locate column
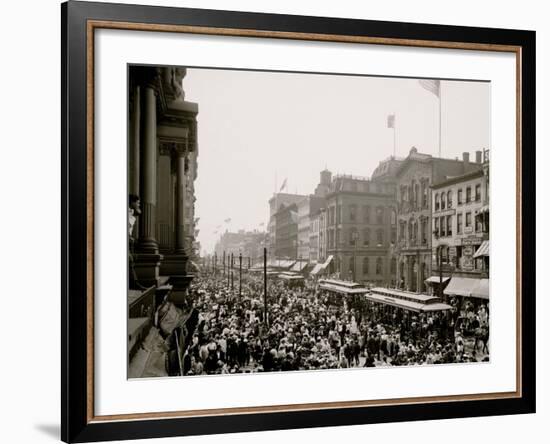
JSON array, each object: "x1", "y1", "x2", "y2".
[
  {"x1": 137, "y1": 85, "x2": 159, "y2": 254},
  {"x1": 129, "y1": 85, "x2": 140, "y2": 196},
  {"x1": 175, "y1": 152, "x2": 186, "y2": 253}
]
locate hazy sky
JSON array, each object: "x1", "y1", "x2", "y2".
[{"x1": 183, "y1": 68, "x2": 491, "y2": 254}]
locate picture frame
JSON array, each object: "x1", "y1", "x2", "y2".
[{"x1": 61, "y1": 1, "x2": 536, "y2": 442}]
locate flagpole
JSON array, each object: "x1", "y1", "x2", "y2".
[
  {"x1": 393, "y1": 112, "x2": 396, "y2": 157},
  {"x1": 438, "y1": 85, "x2": 442, "y2": 158}
]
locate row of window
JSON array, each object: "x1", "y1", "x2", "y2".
[
  {"x1": 399, "y1": 180, "x2": 430, "y2": 210},
  {"x1": 326, "y1": 227, "x2": 397, "y2": 248},
  {"x1": 328, "y1": 205, "x2": 396, "y2": 225},
  {"x1": 433, "y1": 211, "x2": 483, "y2": 237},
  {"x1": 434, "y1": 184, "x2": 481, "y2": 211}
]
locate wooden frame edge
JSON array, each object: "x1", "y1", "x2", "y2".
[{"x1": 80, "y1": 13, "x2": 529, "y2": 429}]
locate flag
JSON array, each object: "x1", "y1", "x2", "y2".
[
  {"x1": 224, "y1": 218, "x2": 231, "y2": 224},
  {"x1": 387, "y1": 114, "x2": 395, "y2": 128},
  {"x1": 279, "y1": 178, "x2": 287, "y2": 191},
  {"x1": 419, "y1": 79, "x2": 440, "y2": 97}
]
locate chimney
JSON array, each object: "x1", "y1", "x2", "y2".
[
  {"x1": 462, "y1": 152, "x2": 470, "y2": 165},
  {"x1": 475, "y1": 150, "x2": 482, "y2": 163}
]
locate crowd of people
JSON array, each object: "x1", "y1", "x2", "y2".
[{"x1": 177, "y1": 272, "x2": 489, "y2": 376}]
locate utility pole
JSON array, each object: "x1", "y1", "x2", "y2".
[
  {"x1": 230, "y1": 252, "x2": 234, "y2": 291},
  {"x1": 239, "y1": 253, "x2": 242, "y2": 297},
  {"x1": 263, "y1": 247, "x2": 268, "y2": 326}
]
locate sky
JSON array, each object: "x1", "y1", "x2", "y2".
[{"x1": 182, "y1": 68, "x2": 491, "y2": 255}]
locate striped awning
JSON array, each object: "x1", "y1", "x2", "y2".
[{"x1": 473, "y1": 240, "x2": 490, "y2": 258}]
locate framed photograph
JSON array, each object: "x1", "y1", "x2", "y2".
[{"x1": 61, "y1": 1, "x2": 536, "y2": 442}]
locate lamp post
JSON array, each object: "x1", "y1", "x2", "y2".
[{"x1": 230, "y1": 252, "x2": 234, "y2": 291}]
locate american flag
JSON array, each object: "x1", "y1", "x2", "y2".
[{"x1": 418, "y1": 79, "x2": 441, "y2": 97}]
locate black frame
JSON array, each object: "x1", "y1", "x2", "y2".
[{"x1": 62, "y1": 1, "x2": 536, "y2": 442}]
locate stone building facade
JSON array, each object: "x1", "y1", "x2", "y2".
[
  {"x1": 128, "y1": 65, "x2": 199, "y2": 299},
  {"x1": 431, "y1": 150, "x2": 489, "y2": 280},
  {"x1": 325, "y1": 174, "x2": 396, "y2": 286},
  {"x1": 395, "y1": 147, "x2": 483, "y2": 293}
]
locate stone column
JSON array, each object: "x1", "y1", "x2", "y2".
[
  {"x1": 175, "y1": 152, "x2": 186, "y2": 253},
  {"x1": 129, "y1": 85, "x2": 140, "y2": 196},
  {"x1": 134, "y1": 84, "x2": 162, "y2": 287},
  {"x1": 137, "y1": 85, "x2": 158, "y2": 253}
]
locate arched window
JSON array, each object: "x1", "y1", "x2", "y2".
[
  {"x1": 362, "y1": 257, "x2": 370, "y2": 275},
  {"x1": 376, "y1": 229, "x2": 384, "y2": 246},
  {"x1": 390, "y1": 257, "x2": 397, "y2": 274},
  {"x1": 447, "y1": 190, "x2": 453, "y2": 208},
  {"x1": 435, "y1": 193, "x2": 440, "y2": 210},
  {"x1": 376, "y1": 257, "x2": 383, "y2": 275},
  {"x1": 441, "y1": 192, "x2": 446, "y2": 210},
  {"x1": 363, "y1": 205, "x2": 371, "y2": 223},
  {"x1": 363, "y1": 228, "x2": 370, "y2": 246},
  {"x1": 349, "y1": 227, "x2": 358, "y2": 246},
  {"x1": 376, "y1": 206, "x2": 384, "y2": 224}
]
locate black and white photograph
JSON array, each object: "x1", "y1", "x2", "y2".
[{"x1": 127, "y1": 65, "x2": 491, "y2": 379}]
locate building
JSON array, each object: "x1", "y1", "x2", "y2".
[
  {"x1": 128, "y1": 65, "x2": 199, "y2": 299},
  {"x1": 431, "y1": 150, "x2": 490, "y2": 299},
  {"x1": 267, "y1": 193, "x2": 306, "y2": 259},
  {"x1": 214, "y1": 230, "x2": 267, "y2": 266},
  {"x1": 395, "y1": 147, "x2": 484, "y2": 293},
  {"x1": 297, "y1": 195, "x2": 326, "y2": 261},
  {"x1": 274, "y1": 203, "x2": 299, "y2": 259},
  {"x1": 324, "y1": 174, "x2": 396, "y2": 286}
]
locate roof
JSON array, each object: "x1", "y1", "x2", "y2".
[
  {"x1": 364, "y1": 293, "x2": 452, "y2": 312},
  {"x1": 370, "y1": 287, "x2": 439, "y2": 303}
]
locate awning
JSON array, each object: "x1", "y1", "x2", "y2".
[
  {"x1": 444, "y1": 277, "x2": 483, "y2": 297},
  {"x1": 310, "y1": 255, "x2": 333, "y2": 276},
  {"x1": 290, "y1": 261, "x2": 308, "y2": 272},
  {"x1": 471, "y1": 279, "x2": 489, "y2": 299},
  {"x1": 425, "y1": 276, "x2": 451, "y2": 284},
  {"x1": 310, "y1": 263, "x2": 324, "y2": 276},
  {"x1": 474, "y1": 240, "x2": 490, "y2": 258}
]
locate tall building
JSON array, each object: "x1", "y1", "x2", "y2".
[
  {"x1": 395, "y1": 147, "x2": 484, "y2": 293},
  {"x1": 325, "y1": 174, "x2": 396, "y2": 285},
  {"x1": 128, "y1": 65, "x2": 199, "y2": 298},
  {"x1": 297, "y1": 195, "x2": 326, "y2": 261},
  {"x1": 431, "y1": 150, "x2": 490, "y2": 299},
  {"x1": 267, "y1": 193, "x2": 306, "y2": 259},
  {"x1": 274, "y1": 203, "x2": 299, "y2": 259}
]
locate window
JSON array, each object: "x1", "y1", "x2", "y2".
[
  {"x1": 441, "y1": 192, "x2": 446, "y2": 210},
  {"x1": 457, "y1": 213, "x2": 463, "y2": 234},
  {"x1": 447, "y1": 215, "x2": 452, "y2": 236},
  {"x1": 376, "y1": 207, "x2": 384, "y2": 224},
  {"x1": 434, "y1": 218, "x2": 439, "y2": 235},
  {"x1": 422, "y1": 181, "x2": 428, "y2": 208},
  {"x1": 390, "y1": 257, "x2": 397, "y2": 274},
  {"x1": 466, "y1": 212, "x2": 472, "y2": 228},
  {"x1": 391, "y1": 227, "x2": 397, "y2": 244},
  {"x1": 363, "y1": 205, "x2": 370, "y2": 223},
  {"x1": 336, "y1": 205, "x2": 341, "y2": 224},
  {"x1": 363, "y1": 228, "x2": 370, "y2": 246},
  {"x1": 421, "y1": 218, "x2": 427, "y2": 244},
  {"x1": 466, "y1": 187, "x2": 472, "y2": 203},
  {"x1": 441, "y1": 216, "x2": 446, "y2": 237},
  {"x1": 349, "y1": 228, "x2": 358, "y2": 246},
  {"x1": 376, "y1": 257, "x2": 383, "y2": 275},
  {"x1": 458, "y1": 189, "x2": 463, "y2": 205},
  {"x1": 435, "y1": 193, "x2": 440, "y2": 210},
  {"x1": 336, "y1": 228, "x2": 341, "y2": 245},
  {"x1": 376, "y1": 229, "x2": 384, "y2": 246},
  {"x1": 329, "y1": 207, "x2": 335, "y2": 225},
  {"x1": 362, "y1": 257, "x2": 369, "y2": 275},
  {"x1": 476, "y1": 214, "x2": 483, "y2": 232},
  {"x1": 475, "y1": 184, "x2": 481, "y2": 202},
  {"x1": 349, "y1": 204, "x2": 357, "y2": 222},
  {"x1": 447, "y1": 190, "x2": 453, "y2": 208}
]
